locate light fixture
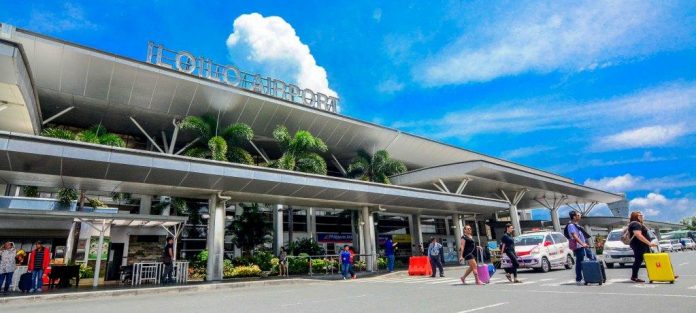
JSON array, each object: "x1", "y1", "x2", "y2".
[
  {"x1": 378, "y1": 205, "x2": 386, "y2": 212},
  {"x1": 201, "y1": 213, "x2": 210, "y2": 220}
]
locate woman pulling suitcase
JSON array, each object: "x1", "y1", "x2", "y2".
[
  {"x1": 626, "y1": 211, "x2": 678, "y2": 283},
  {"x1": 459, "y1": 225, "x2": 483, "y2": 285}
]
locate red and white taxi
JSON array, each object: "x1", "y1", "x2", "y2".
[{"x1": 501, "y1": 231, "x2": 574, "y2": 273}]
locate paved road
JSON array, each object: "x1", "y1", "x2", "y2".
[{"x1": 5, "y1": 251, "x2": 696, "y2": 313}]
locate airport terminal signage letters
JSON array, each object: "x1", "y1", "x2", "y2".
[{"x1": 146, "y1": 42, "x2": 339, "y2": 113}]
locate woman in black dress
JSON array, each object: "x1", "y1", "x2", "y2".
[
  {"x1": 459, "y1": 225, "x2": 482, "y2": 285},
  {"x1": 500, "y1": 223, "x2": 521, "y2": 283},
  {"x1": 627, "y1": 211, "x2": 658, "y2": 283}
]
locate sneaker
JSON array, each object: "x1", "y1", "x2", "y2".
[
  {"x1": 440, "y1": 274, "x2": 445, "y2": 278},
  {"x1": 576, "y1": 281, "x2": 583, "y2": 286},
  {"x1": 430, "y1": 275, "x2": 436, "y2": 278},
  {"x1": 343, "y1": 277, "x2": 347, "y2": 280}
]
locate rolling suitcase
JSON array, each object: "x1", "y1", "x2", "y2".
[
  {"x1": 581, "y1": 249, "x2": 606, "y2": 285},
  {"x1": 19, "y1": 272, "x2": 32, "y2": 292},
  {"x1": 644, "y1": 253, "x2": 676, "y2": 284},
  {"x1": 476, "y1": 264, "x2": 490, "y2": 284}
]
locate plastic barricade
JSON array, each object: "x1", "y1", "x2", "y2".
[{"x1": 408, "y1": 256, "x2": 433, "y2": 276}]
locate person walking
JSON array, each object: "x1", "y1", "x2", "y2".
[
  {"x1": 340, "y1": 245, "x2": 352, "y2": 280},
  {"x1": 27, "y1": 241, "x2": 50, "y2": 293},
  {"x1": 384, "y1": 237, "x2": 397, "y2": 272},
  {"x1": 0, "y1": 241, "x2": 17, "y2": 295},
  {"x1": 437, "y1": 237, "x2": 445, "y2": 265},
  {"x1": 500, "y1": 223, "x2": 521, "y2": 283},
  {"x1": 459, "y1": 226, "x2": 482, "y2": 285},
  {"x1": 566, "y1": 211, "x2": 589, "y2": 286},
  {"x1": 428, "y1": 237, "x2": 444, "y2": 277},
  {"x1": 162, "y1": 237, "x2": 174, "y2": 284},
  {"x1": 278, "y1": 247, "x2": 288, "y2": 277},
  {"x1": 627, "y1": 211, "x2": 659, "y2": 283}
]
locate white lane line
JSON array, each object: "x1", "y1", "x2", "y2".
[
  {"x1": 678, "y1": 262, "x2": 689, "y2": 266},
  {"x1": 428, "y1": 279, "x2": 462, "y2": 285},
  {"x1": 688, "y1": 285, "x2": 696, "y2": 290},
  {"x1": 523, "y1": 289, "x2": 696, "y2": 299},
  {"x1": 538, "y1": 278, "x2": 555, "y2": 282},
  {"x1": 632, "y1": 284, "x2": 657, "y2": 289},
  {"x1": 541, "y1": 279, "x2": 576, "y2": 286},
  {"x1": 603, "y1": 278, "x2": 625, "y2": 286},
  {"x1": 281, "y1": 294, "x2": 367, "y2": 307},
  {"x1": 456, "y1": 302, "x2": 508, "y2": 313}
]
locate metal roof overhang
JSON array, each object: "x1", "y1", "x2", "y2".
[
  {"x1": 559, "y1": 216, "x2": 681, "y2": 230},
  {"x1": 390, "y1": 161, "x2": 624, "y2": 209},
  {"x1": 0, "y1": 131, "x2": 509, "y2": 215},
  {"x1": 3, "y1": 26, "x2": 571, "y2": 182},
  {"x1": 0, "y1": 208, "x2": 186, "y2": 227}
]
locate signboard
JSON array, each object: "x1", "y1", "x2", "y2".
[
  {"x1": 317, "y1": 233, "x2": 352, "y2": 243},
  {"x1": 88, "y1": 236, "x2": 110, "y2": 260},
  {"x1": 392, "y1": 234, "x2": 412, "y2": 243},
  {"x1": 146, "y1": 42, "x2": 339, "y2": 113}
]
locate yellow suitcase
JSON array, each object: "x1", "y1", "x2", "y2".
[{"x1": 644, "y1": 253, "x2": 675, "y2": 284}]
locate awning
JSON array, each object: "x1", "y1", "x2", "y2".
[{"x1": 0, "y1": 208, "x2": 187, "y2": 227}]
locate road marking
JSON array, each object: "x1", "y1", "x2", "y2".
[
  {"x1": 538, "y1": 278, "x2": 555, "y2": 282},
  {"x1": 633, "y1": 284, "x2": 657, "y2": 289},
  {"x1": 428, "y1": 279, "x2": 463, "y2": 285},
  {"x1": 281, "y1": 294, "x2": 367, "y2": 307},
  {"x1": 522, "y1": 289, "x2": 696, "y2": 299},
  {"x1": 541, "y1": 279, "x2": 576, "y2": 287},
  {"x1": 456, "y1": 302, "x2": 507, "y2": 313},
  {"x1": 678, "y1": 262, "x2": 689, "y2": 266},
  {"x1": 688, "y1": 285, "x2": 696, "y2": 290},
  {"x1": 603, "y1": 278, "x2": 625, "y2": 286}
]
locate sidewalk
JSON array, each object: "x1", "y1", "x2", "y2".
[{"x1": 0, "y1": 270, "x2": 391, "y2": 305}]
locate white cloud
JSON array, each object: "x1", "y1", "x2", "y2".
[
  {"x1": 500, "y1": 145, "x2": 554, "y2": 160},
  {"x1": 226, "y1": 13, "x2": 337, "y2": 98},
  {"x1": 583, "y1": 173, "x2": 696, "y2": 193},
  {"x1": 597, "y1": 125, "x2": 688, "y2": 150},
  {"x1": 376, "y1": 79, "x2": 404, "y2": 94},
  {"x1": 391, "y1": 82, "x2": 696, "y2": 145},
  {"x1": 417, "y1": 1, "x2": 693, "y2": 85},
  {"x1": 628, "y1": 192, "x2": 696, "y2": 221},
  {"x1": 29, "y1": 3, "x2": 97, "y2": 33}
]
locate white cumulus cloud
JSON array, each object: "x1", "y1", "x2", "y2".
[
  {"x1": 583, "y1": 173, "x2": 696, "y2": 193},
  {"x1": 417, "y1": 1, "x2": 694, "y2": 85},
  {"x1": 628, "y1": 192, "x2": 696, "y2": 221},
  {"x1": 226, "y1": 13, "x2": 337, "y2": 98},
  {"x1": 597, "y1": 125, "x2": 688, "y2": 150}
]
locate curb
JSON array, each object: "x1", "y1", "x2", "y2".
[{"x1": 0, "y1": 278, "x2": 320, "y2": 305}]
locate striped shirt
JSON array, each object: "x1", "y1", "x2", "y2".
[{"x1": 33, "y1": 249, "x2": 44, "y2": 269}]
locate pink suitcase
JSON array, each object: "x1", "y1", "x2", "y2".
[{"x1": 477, "y1": 264, "x2": 490, "y2": 284}]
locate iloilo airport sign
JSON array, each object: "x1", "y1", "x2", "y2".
[{"x1": 146, "y1": 42, "x2": 339, "y2": 113}]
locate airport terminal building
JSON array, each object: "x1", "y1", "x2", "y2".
[{"x1": 0, "y1": 23, "x2": 626, "y2": 281}]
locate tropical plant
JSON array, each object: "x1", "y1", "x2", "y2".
[
  {"x1": 228, "y1": 203, "x2": 272, "y2": 254},
  {"x1": 22, "y1": 186, "x2": 39, "y2": 197},
  {"x1": 88, "y1": 198, "x2": 106, "y2": 208},
  {"x1": 178, "y1": 115, "x2": 254, "y2": 164},
  {"x1": 347, "y1": 150, "x2": 407, "y2": 184},
  {"x1": 42, "y1": 125, "x2": 125, "y2": 147},
  {"x1": 57, "y1": 187, "x2": 78, "y2": 206},
  {"x1": 230, "y1": 265, "x2": 262, "y2": 277},
  {"x1": 79, "y1": 263, "x2": 94, "y2": 278},
  {"x1": 287, "y1": 238, "x2": 325, "y2": 256},
  {"x1": 111, "y1": 192, "x2": 133, "y2": 205},
  {"x1": 152, "y1": 196, "x2": 189, "y2": 216},
  {"x1": 270, "y1": 125, "x2": 328, "y2": 175}
]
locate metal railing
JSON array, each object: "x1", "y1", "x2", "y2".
[
  {"x1": 285, "y1": 253, "x2": 378, "y2": 276},
  {"x1": 131, "y1": 261, "x2": 189, "y2": 286}
]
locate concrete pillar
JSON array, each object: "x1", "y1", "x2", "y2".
[
  {"x1": 510, "y1": 205, "x2": 522, "y2": 236},
  {"x1": 160, "y1": 196, "x2": 172, "y2": 216},
  {"x1": 368, "y1": 211, "x2": 377, "y2": 271},
  {"x1": 452, "y1": 214, "x2": 463, "y2": 243},
  {"x1": 64, "y1": 221, "x2": 78, "y2": 264},
  {"x1": 444, "y1": 217, "x2": 451, "y2": 236},
  {"x1": 550, "y1": 208, "x2": 561, "y2": 232},
  {"x1": 307, "y1": 207, "x2": 316, "y2": 240},
  {"x1": 361, "y1": 206, "x2": 375, "y2": 271},
  {"x1": 139, "y1": 195, "x2": 152, "y2": 215},
  {"x1": 206, "y1": 194, "x2": 225, "y2": 281},
  {"x1": 358, "y1": 210, "x2": 366, "y2": 256},
  {"x1": 273, "y1": 205, "x2": 283, "y2": 255},
  {"x1": 411, "y1": 214, "x2": 423, "y2": 255}
]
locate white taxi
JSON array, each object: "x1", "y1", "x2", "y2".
[{"x1": 501, "y1": 231, "x2": 574, "y2": 273}]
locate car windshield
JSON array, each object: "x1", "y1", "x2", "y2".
[
  {"x1": 515, "y1": 235, "x2": 544, "y2": 246},
  {"x1": 607, "y1": 232, "x2": 622, "y2": 241}
]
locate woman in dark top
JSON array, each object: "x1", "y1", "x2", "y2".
[
  {"x1": 458, "y1": 225, "x2": 482, "y2": 285},
  {"x1": 627, "y1": 211, "x2": 657, "y2": 283},
  {"x1": 500, "y1": 223, "x2": 521, "y2": 283}
]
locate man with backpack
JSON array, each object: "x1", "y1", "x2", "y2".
[
  {"x1": 427, "y1": 237, "x2": 444, "y2": 277},
  {"x1": 565, "y1": 211, "x2": 590, "y2": 285}
]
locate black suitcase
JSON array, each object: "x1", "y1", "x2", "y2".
[
  {"x1": 581, "y1": 249, "x2": 606, "y2": 285},
  {"x1": 19, "y1": 272, "x2": 32, "y2": 292}
]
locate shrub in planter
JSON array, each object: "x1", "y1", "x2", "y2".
[
  {"x1": 252, "y1": 250, "x2": 274, "y2": 271},
  {"x1": 377, "y1": 257, "x2": 387, "y2": 269},
  {"x1": 353, "y1": 260, "x2": 367, "y2": 271},
  {"x1": 79, "y1": 263, "x2": 94, "y2": 278},
  {"x1": 231, "y1": 265, "x2": 261, "y2": 278},
  {"x1": 223, "y1": 259, "x2": 235, "y2": 278},
  {"x1": 288, "y1": 256, "x2": 309, "y2": 275},
  {"x1": 189, "y1": 267, "x2": 206, "y2": 280}
]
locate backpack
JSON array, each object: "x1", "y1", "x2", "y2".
[
  {"x1": 563, "y1": 223, "x2": 592, "y2": 240},
  {"x1": 621, "y1": 224, "x2": 634, "y2": 245}
]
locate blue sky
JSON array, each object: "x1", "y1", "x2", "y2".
[{"x1": 2, "y1": 1, "x2": 695, "y2": 222}]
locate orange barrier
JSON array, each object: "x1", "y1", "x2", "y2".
[{"x1": 408, "y1": 256, "x2": 433, "y2": 276}]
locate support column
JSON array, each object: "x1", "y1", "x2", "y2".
[
  {"x1": 307, "y1": 207, "x2": 316, "y2": 240},
  {"x1": 550, "y1": 209, "x2": 561, "y2": 232},
  {"x1": 361, "y1": 206, "x2": 375, "y2": 271},
  {"x1": 273, "y1": 205, "x2": 283, "y2": 255},
  {"x1": 411, "y1": 214, "x2": 423, "y2": 255},
  {"x1": 500, "y1": 189, "x2": 528, "y2": 236},
  {"x1": 452, "y1": 214, "x2": 464, "y2": 251},
  {"x1": 534, "y1": 195, "x2": 567, "y2": 232},
  {"x1": 206, "y1": 194, "x2": 225, "y2": 281},
  {"x1": 139, "y1": 195, "x2": 152, "y2": 215}
]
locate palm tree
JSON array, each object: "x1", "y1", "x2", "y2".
[
  {"x1": 347, "y1": 150, "x2": 407, "y2": 184},
  {"x1": 178, "y1": 115, "x2": 254, "y2": 164},
  {"x1": 270, "y1": 125, "x2": 328, "y2": 175}
]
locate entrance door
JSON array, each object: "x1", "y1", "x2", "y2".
[{"x1": 106, "y1": 243, "x2": 124, "y2": 281}]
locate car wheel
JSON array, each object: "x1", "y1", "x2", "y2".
[
  {"x1": 606, "y1": 263, "x2": 614, "y2": 268},
  {"x1": 540, "y1": 257, "x2": 551, "y2": 273},
  {"x1": 564, "y1": 255, "x2": 574, "y2": 269}
]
